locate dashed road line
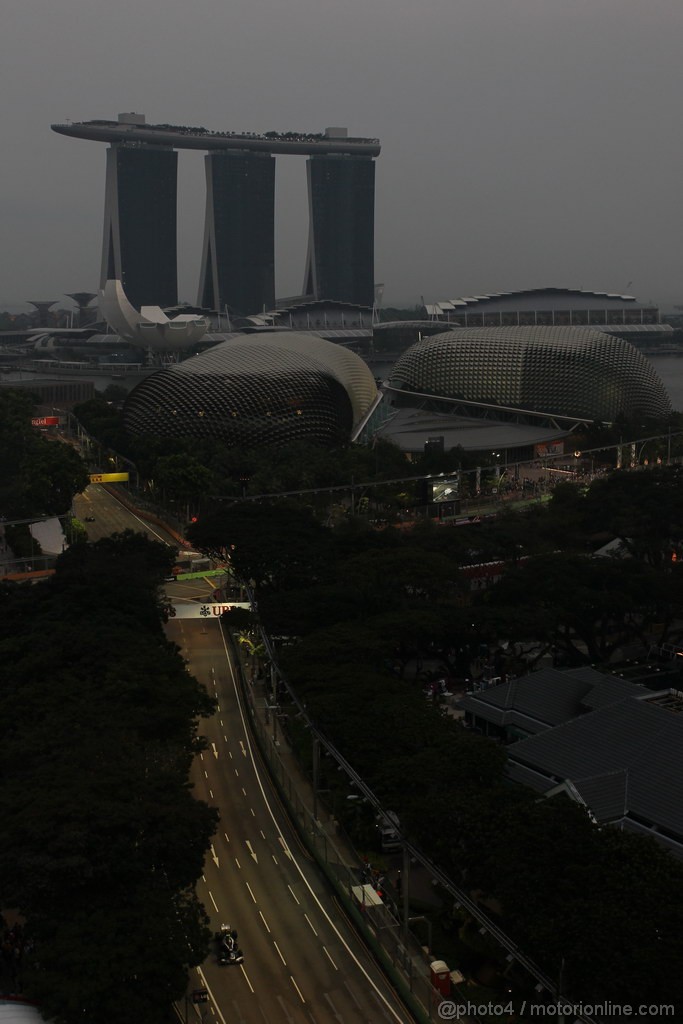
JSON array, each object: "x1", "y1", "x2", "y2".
[
  {"x1": 290, "y1": 976, "x2": 306, "y2": 1003},
  {"x1": 322, "y1": 945, "x2": 338, "y2": 970},
  {"x1": 273, "y1": 940, "x2": 287, "y2": 966},
  {"x1": 287, "y1": 885, "x2": 300, "y2": 905},
  {"x1": 240, "y1": 964, "x2": 254, "y2": 993}
]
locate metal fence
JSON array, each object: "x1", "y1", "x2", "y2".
[{"x1": 229, "y1": 634, "x2": 447, "y2": 1024}]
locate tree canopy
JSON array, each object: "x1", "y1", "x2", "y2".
[
  {"x1": 0, "y1": 534, "x2": 217, "y2": 1022},
  {"x1": 0, "y1": 390, "x2": 89, "y2": 518}
]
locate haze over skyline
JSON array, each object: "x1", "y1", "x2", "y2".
[{"x1": 2, "y1": 0, "x2": 682, "y2": 313}]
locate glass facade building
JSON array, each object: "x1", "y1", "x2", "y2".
[
  {"x1": 123, "y1": 332, "x2": 378, "y2": 449},
  {"x1": 388, "y1": 327, "x2": 671, "y2": 422},
  {"x1": 198, "y1": 152, "x2": 276, "y2": 316},
  {"x1": 101, "y1": 145, "x2": 178, "y2": 310},
  {"x1": 303, "y1": 156, "x2": 375, "y2": 307}
]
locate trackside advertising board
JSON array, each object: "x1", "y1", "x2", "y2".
[{"x1": 166, "y1": 602, "x2": 250, "y2": 619}]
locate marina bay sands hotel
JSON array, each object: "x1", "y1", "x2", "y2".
[{"x1": 52, "y1": 113, "x2": 380, "y2": 316}]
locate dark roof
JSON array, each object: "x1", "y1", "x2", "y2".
[
  {"x1": 570, "y1": 771, "x2": 629, "y2": 822},
  {"x1": 460, "y1": 667, "x2": 646, "y2": 733},
  {"x1": 508, "y1": 695, "x2": 683, "y2": 840}
]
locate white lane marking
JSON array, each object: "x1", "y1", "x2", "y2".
[
  {"x1": 323, "y1": 945, "x2": 338, "y2": 970},
  {"x1": 204, "y1": 770, "x2": 208, "y2": 779},
  {"x1": 200, "y1": 752, "x2": 204, "y2": 761},
  {"x1": 287, "y1": 885, "x2": 300, "y2": 905},
  {"x1": 234, "y1": 768, "x2": 240, "y2": 777},
  {"x1": 220, "y1": 719, "x2": 224, "y2": 727},
  {"x1": 211, "y1": 742, "x2": 219, "y2": 758},
  {"x1": 211, "y1": 844, "x2": 219, "y2": 868},
  {"x1": 250, "y1": 807, "x2": 255, "y2": 817},
  {"x1": 209, "y1": 788, "x2": 214, "y2": 799},
  {"x1": 216, "y1": 703, "x2": 221, "y2": 711},
  {"x1": 246, "y1": 840, "x2": 258, "y2": 863},
  {"x1": 303, "y1": 913, "x2": 317, "y2": 936},
  {"x1": 240, "y1": 740, "x2": 247, "y2": 757},
  {"x1": 195, "y1": 966, "x2": 229, "y2": 1024},
  {"x1": 290, "y1": 976, "x2": 306, "y2": 1004},
  {"x1": 229, "y1": 750, "x2": 233, "y2": 759},
  {"x1": 245, "y1": 881, "x2": 257, "y2": 903},
  {"x1": 241, "y1": 787, "x2": 247, "y2": 796},
  {"x1": 209, "y1": 891, "x2": 219, "y2": 912},
  {"x1": 273, "y1": 940, "x2": 287, "y2": 966},
  {"x1": 240, "y1": 963, "x2": 254, "y2": 993},
  {"x1": 224, "y1": 831, "x2": 230, "y2": 843},
  {"x1": 223, "y1": 735, "x2": 228, "y2": 742},
  {"x1": 235, "y1": 858, "x2": 241, "y2": 869},
  {"x1": 272, "y1": 854, "x2": 278, "y2": 865},
  {"x1": 259, "y1": 910, "x2": 271, "y2": 933},
  {"x1": 260, "y1": 830, "x2": 266, "y2": 839},
  {"x1": 219, "y1": 624, "x2": 407, "y2": 1024}
]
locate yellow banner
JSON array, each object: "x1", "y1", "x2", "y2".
[{"x1": 89, "y1": 472, "x2": 130, "y2": 483}]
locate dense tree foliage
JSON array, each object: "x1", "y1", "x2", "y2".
[
  {"x1": 194, "y1": 478, "x2": 683, "y2": 1006},
  {"x1": 0, "y1": 533, "x2": 217, "y2": 1022},
  {"x1": 0, "y1": 390, "x2": 89, "y2": 517}
]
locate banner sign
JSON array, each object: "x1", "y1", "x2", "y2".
[
  {"x1": 166, "y1": 602, "x2": 250, "y2": 619},
  {"x1": 534, "y1": 441, "x2": 564, "y2": 458},
  {"x1": 89, "y1": 472, "x2": 130, "y2": 483},
  {"x1": 31, "y1": 416, "x2": 60, "y2": 427},
  {"x1": 174, "y1": 569, "x2": 228, "y2": 581}
]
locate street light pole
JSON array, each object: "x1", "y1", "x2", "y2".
[{"x1": 312, "y1": 737, "x2": 320, "y2": 822}]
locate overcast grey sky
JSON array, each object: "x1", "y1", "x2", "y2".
[{"x1": 2, "y1": 0, "x2": 682, "y2": 312}]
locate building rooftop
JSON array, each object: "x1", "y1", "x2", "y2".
[
  {"x1": 52, "y1": 116, "x2": 381, "y2": 157},
  {"x1": 507, "y1": 692, "x2": 683, "y2": 844},
  {"x1": 461, "y1": 667, "x2": 647, "y2": 734}
]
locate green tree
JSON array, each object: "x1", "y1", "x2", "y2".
[
  {"x1": 154, "y1": 452, "x2": 216, "y2": 504},
  {"x1": 188, "y1": 501, "x2": 332, "y2": 590},
  {"x1": 0, "y1": 389, "x2": 89, "y2": 517},
  {"x1": 0, "y1": 535, "x2": 217, "y2": 1020}
]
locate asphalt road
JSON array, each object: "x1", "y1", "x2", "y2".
[
  {"x1": 73, "y1": 484, "x2": 183, "y2": 548},
  {"x1": 72, "y1": 484, "x2": 413, "y2": 1021},
  {"x1": 167, "y1": 617, "x2": 413, "y2": 1024}
]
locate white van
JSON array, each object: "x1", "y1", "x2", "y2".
[{"x1": 377, "y1": 811, "x2": 401, "y2": 852}]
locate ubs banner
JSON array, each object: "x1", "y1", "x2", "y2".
[{"x1": 167, "y1": 602, "x2": 250, "y2": 619}]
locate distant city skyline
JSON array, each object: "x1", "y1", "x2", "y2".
[{"x1": 1, "y1": 0, "x2": 682, "y2": 312}]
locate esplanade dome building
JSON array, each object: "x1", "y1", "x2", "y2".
[
  {"x1": 123, "y1": 331, "x2": 379, "y2": 448},
  {"x1": 386, "y1": 327, "x2": 671, "y2": 423}
]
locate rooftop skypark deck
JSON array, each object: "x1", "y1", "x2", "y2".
[{"x1": 52, "y1": 115, "x2": 381, "y2": 157}]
